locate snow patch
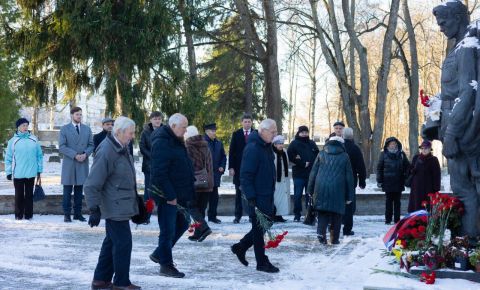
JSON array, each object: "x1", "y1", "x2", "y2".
[{"x1": 454, "y1": 36, "x2": 480, "y2": 52}]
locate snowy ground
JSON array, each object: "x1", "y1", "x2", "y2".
[{"x1": 0, "y1": 215, "x2": 476, "y2": 290}]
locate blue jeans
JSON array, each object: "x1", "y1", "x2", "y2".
[
  {"x1": 143, "y1": 172, "x2": 151, "y2": 202},
  {"x1": 93, "y1": 219, "x2": 132, "y2": 287},
  {"x1": 293, "y1": 178, "x2": 308, "y2": 218},
  {"x1": 62, "y1": 185, "x2": 83, "y2": 215},
  {"x1": 151, "y1": 202, "x2": 189, "y2": 265}
]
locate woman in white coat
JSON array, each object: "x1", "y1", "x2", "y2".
[{"x1": 272, "y1": 135, "x2": 290, "y2": 222}]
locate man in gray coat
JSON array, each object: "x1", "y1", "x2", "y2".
[
  {"x1": 59, "y1": 106, "x2": 94, "y2": 222},
  {"x1": 84, "y1": 116, "x2": 141, "y2": 290}
]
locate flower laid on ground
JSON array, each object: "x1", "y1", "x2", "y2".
[
  {"x1": 254, "y1": 207, "x2": 288, "y2": 249},
  {"x1": 420, "y1": 271, "x2": 436, "y2": 284},
  {"x1": 145, "y1": 198, "x2": 155, "y2": 214},
  {"x1": 396, "y1": 215, "x2": 427, "y2": 250}
]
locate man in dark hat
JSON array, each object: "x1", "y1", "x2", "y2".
[
  {"x1": 93, "y1": 117, "x2": 114, "y2": 153},
  {"x1": 204, "y1": 123, "x2": 226, "y2": 224},
  {"x1": 333, "y1": 121, "x2": 345, "y2": 137},
  {"x1": 287, "y1": 126, "x2": 319, "y2": 222}
]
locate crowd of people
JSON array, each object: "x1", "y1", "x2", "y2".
[{"x1": 3, "y1": 108, "x2": 443, "y2": 289}]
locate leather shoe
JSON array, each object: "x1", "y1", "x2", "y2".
[
  {"x1": 209, "y1": 217, "x2": 222, "y2": 224},
  {"x1": 112, "y1": 283, "x2": 141, "y2": 290},
  {"x1": 197, "y1": 228, "x2": 212, "y2": 242},
  {"x1": 91, "y1": 280, "x2": 112, "y2": 290},
  {"x1": 74, "y1": 214, "x2": 87, "y2": 222},
  {"x1": 159, "y1": 264, "x2": 185, "y2": 278},
  {"x1": 233, "y1": 218, "x2": 240, "y2": 224},
  {"x1": 231, "y1": 243, "x2": 248, "y2": 266},
  {"x1": 64, "y1": 214, "x2": 72, "y2": 223},
  {"x1": 149, "y1": 254, "x2": 160, "y2": 264},
  {"x1": 256, "y1": 261, "x2": 279, "y2": 273}
]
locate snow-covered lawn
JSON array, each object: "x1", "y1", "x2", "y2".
[{"x1": 0, "y1": 215, "x2": 476, "y2": 289}]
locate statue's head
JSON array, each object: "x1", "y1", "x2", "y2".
[{"x1": 433, "y1": 1, "x2": 469, "y2": 39}]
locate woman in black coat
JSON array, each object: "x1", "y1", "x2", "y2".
[{"x1": 407, "y1": 140, "x2": 441, "y2": 213}]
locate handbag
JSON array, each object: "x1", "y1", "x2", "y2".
[
  {"x1": 194, "y1": 154, "x2": 210, "y2": 189},
  {"x1": 131, "y1": 193, "x2": 148, "y2": 225},
  {"x1": 33, "y1": 177, "x2": 45, "y2": 202}
]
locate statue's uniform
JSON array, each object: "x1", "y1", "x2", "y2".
[{"x1": 440, "y1": 40, "x2": 480, "y2": 239}]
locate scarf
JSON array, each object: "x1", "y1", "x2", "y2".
[{"x1": 273, "y1": 146, "x2": 288, "y2": 182}]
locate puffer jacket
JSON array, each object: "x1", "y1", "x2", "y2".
[
  {"x1": 139, "y1": 123, "x2": 157, "y2": 173},
  {"x1": 5, "y1": 131, "x2": 43, "y2": 179},
  {"x1": 150, "y1": 125, "x2": 195, "y2": 206},
  {"x1": 287, "y1": 135, "x2": 319, "y2": 179},
  {"x1": 84, "y1": 134, "x2": 139, "y2": 221},
  {"x1": 307, "y1": 140, "x2": 354, "y2": 215},
  {"x1": 376, "y1": 137, "x2": 410, "y2": 193},
  {"x1": 186, "y1": 135, "x2": 214, "y2": 193}
]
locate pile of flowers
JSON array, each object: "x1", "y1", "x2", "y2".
[{"x1": 381, "y1": 191, "x2": 471, "y2": 284}]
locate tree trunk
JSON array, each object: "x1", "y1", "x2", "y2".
[
  {"x1": 309, "y1": 38, "x2": 317, "y2": 138},
  {"x1": 31, "y1": 105, "x2": 39, "y2": 135},
  {"x1": 371, "y1": 0, "x2": 401, "y2": 172},
  {"x1": 288, "y1": 57, "x2": 296, "y2": 141},
  {"x1": 263, "y1": 0, "x2": 283, "y2": 133},
  {"x1": 178, "y1": 0, "x2": 197, "y2": 82},
  {"x1": 403, "y1": 0, "x2": 420, "y2": 159},
  {"x1": 244, "y1": 55, "x2": 253, "y2": 115}
]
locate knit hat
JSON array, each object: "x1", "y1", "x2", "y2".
[
  {"x1": 204, "y1": 123, "x2": 217, "y2": 131},
  {"x1": 328, "y1": 136, "x2": 345, "y2": 143},
  {"x1": 16, "y1": 118, "x2": 29, "y2": 128},
  {"x1": 333, "y1": 121, "x2": 345, "y2": 127},
  {"x1": 272, "y1": 135, "x2": 285, "y2": 145},
  {"x1": 419, "y1": 140, "x2": 432, "y2": 149},
  {"x1": 297, "y1": 125, "x2": 309, "y2": 134}
]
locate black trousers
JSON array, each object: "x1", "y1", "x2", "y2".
[
  {"x1": 189, "y1": 191, "x2": 210, "y2": 232},
  {"x1": 238, "y1": 213, "x2": 268, "y2": 265},
  {"x1": 317, "y1": 211, "x2": 342, "y2": 243},
  {"x1": 234, "y1": 184, "x2": 247, "y2": 219},
  {"x1": 385, "y1": 192, "x2": 402, "y2": 223},
  {"x1": 208, "y1": 187, "x2": 219, "y2": 219},
  {"x1": 13, "y1": 178, "x2": 35, "y2": 219},
  {"x1": 342, "y1": 202, "x2": 354, "y2": 234}
]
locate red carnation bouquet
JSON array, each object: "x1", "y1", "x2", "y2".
[
  {"x1": 254, "y1": 207, "x2": 288, "y2": 249},
  {"x1": 396, "y1": 215, "x2": 428, "y2": 250}
]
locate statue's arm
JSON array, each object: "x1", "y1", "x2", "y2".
[{"x1": 446, "y1": 47, "x2": 477, "y2": 137}]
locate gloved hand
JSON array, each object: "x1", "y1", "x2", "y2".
[
  {"x1": 88, "y1": 206, "x2": 101, "y2": 228},
  {"x1": 7, "y1": 174, "x2": 12, "y2": 181},
  {"x1": 248, "y1": 198, "x2": 256, "y2": 208},
  {"x1": 442, "y1": 134, "x2": 459, "y2": 159}
]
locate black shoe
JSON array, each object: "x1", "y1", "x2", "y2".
[
  {"x1": 343, "y1": 231, "x2": 354, "y2": 236},
  {"x1": 197, "y1": 228, "x2": 212, "y2": 242},
  {"x1": 385, "y1": 221, "x2": 391, "y2": 225},
  {"x1": 159, "y1": 264, "x2": 185, "y2": 278},
  {"x1": 303, "y1": 219, "x2": 314, "y2": 226},
  {"x1": 15, "y1": 217, "x2": 23, "y2": 220},
  {"x1": 293, "y1": 217, "x2": 300, "y2": 222},
  {"x1": 149, "y1": 254, "x2": 160, "y2": 264},
  {"x1": 233, "y1": 218, "x2": 240, "y2": 224},
  {"x1": 73, "y1": 214, "x2": 86, "y2": 222},
  {"x1": 274, "y1": 216, "x2": 287, "y2": 223},
  {"x1": 317, "y1": 235, "x2": 327, "y2": 244},
  {"x1": 231, "y1": 243, "x2": 248, "y2": 266},
  {"x1": 209, "y1": 218, "x2": 222, "y2": 224},
  {"x1": 331, "y1": 240, "x2": 340, "y2": 245},
  {"x1": 256, "y1": 262, "x2": 279, "y2": 273},
  {"x1": 64, "y1": 215, "x2": 72, "y2": 223}
]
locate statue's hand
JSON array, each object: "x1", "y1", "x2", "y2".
[{"x1": 442, "y1": 134, "x2": 459, "y2": 159}]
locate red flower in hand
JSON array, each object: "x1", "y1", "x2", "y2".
[{"x1": 145, "y1": 199, "x2": 155, "y2": 214}]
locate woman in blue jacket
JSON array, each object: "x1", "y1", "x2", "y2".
[{"x1": 4, "y1": 118, "x2": 43, "y2": 220}]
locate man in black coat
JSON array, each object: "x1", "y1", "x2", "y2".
[
  {"x1": 204, "y1": 123, "x2": 227, "y2": 224},
  {"x1": 377, "y1": 137, "x2": 410, "y2": 224},
  {"x1": 231, "y1": 119, "x2": 279, "y2": 273},
  {"x1": 342, "y1": 128, "x2": 367, "y2": 235},
  {"x1": 287, "y1": 126, "x2": 319, "y2": 222},
  {"x1": 149, "y1": 113, "x2": 194, "y2": 278},
  {"x1": 93, "y1": 118, "x2": 114, "y2": 153},
  {"x1": 93, "y1": 117, "x2": 133, "y2": 156},
  {"x1": 228, "y1": 114, "x2": 255, "y2": 223},
  {"x1": 139, "y1": 111, "x2": 163, "y2": 207}
]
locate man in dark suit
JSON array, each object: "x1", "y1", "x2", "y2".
[{"x1": 229, "y1": 114, "x2": 254, "y2": 223}]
